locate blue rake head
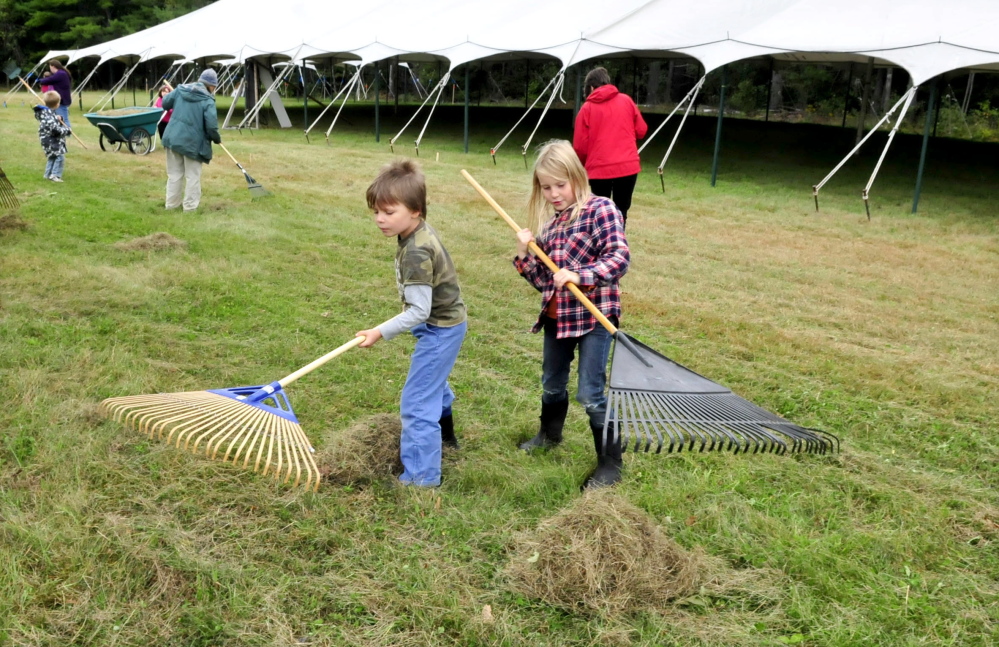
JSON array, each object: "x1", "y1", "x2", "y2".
[{"x1": 208, "y1": 381, "x2": 300, "y2": 423}]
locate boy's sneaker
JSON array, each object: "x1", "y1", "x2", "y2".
[{"x1": 50, "y1": 177, "x2": 63, "y2": 183}]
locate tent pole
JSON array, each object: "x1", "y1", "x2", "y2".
[
  {"x1": 464, "y1": 65, "x2": 470, "y2": 154},
  {"x1": 632, "y1": 57, "x2": 638, "y2": 99},
  {"x1": 855, "y1": 57, "x2": 874, "y2": 147},
  {"x1": 710, "y1": 65, "x2": 727, "y2": 187},
  {"x1": 525, "y1": 59, "x2": 530, "y2": 109},
  {"x1": 912, "y1": 78, "x2": 938, "y2": 214},
  {"x1": 301, "y1": 64, "x2": 308, "y2": 128},
  {"x1": 375, "y1": 62, "x2": 380, "y2": 142},
  {"x1": 764, "y1": 57, "x2": 774, "y2": 123},
  {"x1": 841, "y1": 62, "x2": 853, "y2": 128},
  {"x1": 574, "y1": 65, "x2": 582, "y2": 121}
]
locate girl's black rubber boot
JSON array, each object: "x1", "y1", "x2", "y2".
[{"x1": 519, "y1": 399, "x2": 569, "y2": 451}]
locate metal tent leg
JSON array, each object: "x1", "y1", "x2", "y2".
[
  {"x1": 912, "y1": 79, "x2": 938, "y2": 214},
  {"x1": 710, "y1": 65, "x2": 727, "y2": 187},
  {"x1": 463, "y1": 66, "x2": 470, "y2": 154}
]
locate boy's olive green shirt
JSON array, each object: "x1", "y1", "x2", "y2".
[{"x1": 395, "y1": 221, "x2": 466, "y2": 327}]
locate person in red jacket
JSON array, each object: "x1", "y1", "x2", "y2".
[{"x1": 573, "y1": 67, "x2": 648, "y2": 228}]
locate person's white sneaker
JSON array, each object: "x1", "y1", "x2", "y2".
[{"x1": 50, "y1": 177, "x2": 64, "y2": 183}]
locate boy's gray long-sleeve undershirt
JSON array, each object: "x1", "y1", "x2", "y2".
[{"x1": 376, "y1": 284, "x2": 433, "y2": 340}]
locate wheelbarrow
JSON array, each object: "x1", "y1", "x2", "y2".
[{"x1": 83, "y1": 107, "x2": 164, "y2": 155}]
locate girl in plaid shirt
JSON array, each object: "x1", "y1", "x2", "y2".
[{"x1": 513, "y1": 140, "x2": 630, "y2": 489}]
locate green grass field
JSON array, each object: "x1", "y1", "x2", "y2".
[{"x1": 1, "y1": 92, "x2": 997, "y2": 646}]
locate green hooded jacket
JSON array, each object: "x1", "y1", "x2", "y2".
[{"x1": 161, "y1": 83, "x2": 220, "y2": 163}]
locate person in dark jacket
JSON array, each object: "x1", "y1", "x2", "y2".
[
  {"x1": 161, "y1": 69, "x2": 221, "y2": 211},
  {"x1": 45, "y1": 60, "x2": 73, "y2": 128},
  {"x1": 572, "y1": 67, "x2": 648, "y2": 228}
]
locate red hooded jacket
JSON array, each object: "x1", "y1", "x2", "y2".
[{"x1": 573, "y1": 84, "x2": 648, "y2": 180}]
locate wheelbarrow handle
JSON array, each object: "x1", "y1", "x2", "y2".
[
  {"x1": 460, "y1": 169, "x2": 620, "y2": 336},
  {"x1": 18, "y1": 76, "x2": 89, "y2": 150}
]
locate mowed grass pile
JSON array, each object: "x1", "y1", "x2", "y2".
[{"x1": 1, "y1": 91, "x2": 998, "y2": 646}]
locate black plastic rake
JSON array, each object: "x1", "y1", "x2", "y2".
[
  {"x1": 461, "y1": 169, "x2": 839, "y2": 458},
  {"x1": 606, "y1": 334, "x2": 838, "y2": 455}
]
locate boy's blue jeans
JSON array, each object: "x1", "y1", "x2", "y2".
[
  {"x1": 540, "y1": 317, "x2": 614, "y2": 428},
  {"x1": 44, "y1": 154, "x2": 65, "y2": 179},
  {"x1": 399, "y1": 320, "x2": 467, "y2": 487}
]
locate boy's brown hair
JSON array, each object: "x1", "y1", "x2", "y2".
[
  {"x1": 366, "y1": 159, "x2": 427, "y2": 219},
  {"x1": 42, "y1": 91, "x2": 60, "y2": 109}
]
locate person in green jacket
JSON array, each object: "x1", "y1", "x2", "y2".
[{"x1": 162, "y1": 69, "x2": 221, "y2": 212}]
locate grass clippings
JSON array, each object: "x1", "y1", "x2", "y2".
[
  {"x1": 314, "y1": 413, "x2": 403, "y2": 486},
  {"x1": 0, "y1": 213, "x2": 28, "y2": 232},
  {"x1": 506, "y1": 490, "x2": 707, "y2": 616},
  {"x1": 113, "y1": 231, "x2": 187, "y2": 251}
]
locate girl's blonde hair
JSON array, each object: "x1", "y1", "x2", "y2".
[{"x1": 527, "y1": 140, "x2": 591, "y2": 234}]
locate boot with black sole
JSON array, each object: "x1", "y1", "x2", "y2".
[
  {"x1": 519, "y1": 399, "x2": 569, "y2": 451},
  {"x1": 582, "y1": 420, "x2": 623, "y2": 489}
]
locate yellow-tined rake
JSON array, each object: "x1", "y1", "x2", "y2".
[{"x1": 101, "y1": 333, "x2": 373, "y2": 491}]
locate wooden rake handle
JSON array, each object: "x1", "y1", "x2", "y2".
[
  {"x1": 461, "y1": 169, "x2": 619, "y2": 336},
  {"x1": 277, "y1": 336, "x2": 365, "y2": 387},
  {"x1": 217, "y1": 141, "x2": 241, "y2": 166},
  {"x1": 19, "y1": 76, "x2": 89, "y2": 150},
  {"x1": 275, "y1": 312, "x2": 399, "y2": 388}
]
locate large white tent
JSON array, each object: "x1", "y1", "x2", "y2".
[
  {"x1": 33, "y1": 0, "x2": 999, "y2": 211},
  {"x1": 47, "y1": 0, "x2": 999, "y2": 80}
]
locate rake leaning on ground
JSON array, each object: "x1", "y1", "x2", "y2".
[
  {"x1": 461, "y1": 170, "x2": 839, "y2": 458},
  {"x1": 100, "y1": 326, "x2": 388, "y2": 491},
  {"x1": 0, "y1": 163, "x2": 19, "y2": 211},
  {"x1": 218, "y1": 142, "x2": 270, "y2": 197}
]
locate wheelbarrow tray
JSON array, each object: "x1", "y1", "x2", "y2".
[{"x1": 84, "y1": 107, "x2": 163, "y2": 154}]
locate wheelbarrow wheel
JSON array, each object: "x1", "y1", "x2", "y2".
[
  {"x1": 99, "y1": 133, "x2": 122, "y2": 152},
  {"x1": 128, "y1": 129, "x2": 152, "y2": 155}
]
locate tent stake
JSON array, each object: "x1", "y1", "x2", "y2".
[
  {"x1": 912, "y1": 79, "x2": 938, "y2": 214},
  {"x1": 710, "y1": 65, "x2": 727, "y2": 187}
]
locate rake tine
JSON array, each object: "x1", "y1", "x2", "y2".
[
  {"x1": 655, "y1": 393, "x2": 706, "y2": 452},
  {"x1": 623, "y1": 392, "x2": 642, "y2": 452},
  {"x1": 204, "y1": 403, "x2": 262, "y2": 457},
  {"x1": 196, "y1": 400, "x2": 256, "y2": 455},
  {"x1": 666, "y1": 394, "x2": 723, "y2": 453},
  {"x1": 639, "y1": 393, "x2": 679, "y2": 453},
  {"x1": 631, "y1": 391, "x2": 663, "y2": 453}
]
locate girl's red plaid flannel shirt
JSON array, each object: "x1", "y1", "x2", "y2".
[{"x1": 513, "y1": 195, "x2": 630, "y2": 339}]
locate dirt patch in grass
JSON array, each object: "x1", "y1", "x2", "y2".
[
  {"x1": 113, "y1": 232, "x2": 187, "y2": 251},
  {"x1": 0, "y1": 213, "x2": 28, "y2": 232},
  {"x1": 506, "y1": 490, "x2": 710, "y2": 616},
  {"x1": 314, "y1": 413, "x2": 402, "y2": 486}
]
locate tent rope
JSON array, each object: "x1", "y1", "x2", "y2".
[
  {"x1": 520, "y1": 72, "x2": 566, "y2": 165},
  {"x1": 320, "y1": 69, "x2": 364, "y2": 143},
  {"x1": 72, "y1": 63, "x2": 103, "y2": 98},
  {"x1": 643, "y1": 76, "x2": 705, "y2": 193},
  {"x1": 93, "y1": 50, "x2": 151, "y2": 112},
  {"x1": 221, "y1": 78, "x2": 245, "y2": 129},
  {"x1": 303, "y1": 67, "x2": 359, "y2": 140},
  {"x1": 414, "y1": 72, "x2": 451, "y2": 155},
  {"x1": 812, "y1": 85, "x2": 917, "y2": 213},
  {"x1": 639, "y1": 75, "x2": 704, "y2": 155},
  {"x1": 491, "y1": 72, "x2": 564, "y2": 165},
  {"x1": 237, "y1": 51, "x2": 301, "y2": 130},
  {"x1": 861, "y1": 85, "x2": 918, "y2": 218},
  {"x1": 390, "y1": 72, "x2": 449, "y2": 153}
]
